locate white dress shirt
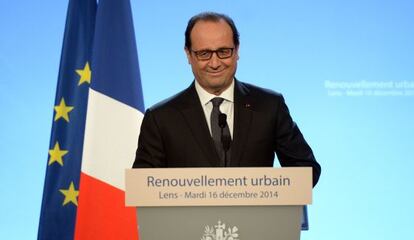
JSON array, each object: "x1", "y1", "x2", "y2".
[{"x1": 195, "y1": 80, "x2": 234, "y2": 138}]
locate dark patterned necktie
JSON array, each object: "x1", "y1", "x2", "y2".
[{"x1": 210, "y1": 97, "x2": 231, "y2": 166}]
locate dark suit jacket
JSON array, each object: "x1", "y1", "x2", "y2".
[{"x1": 133, "y1": 80, "x2": 321, "y2": 186}]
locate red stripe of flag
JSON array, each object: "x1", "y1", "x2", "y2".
[{"x1": 75, "y1": 173, "x2": 138, "y2": 240}]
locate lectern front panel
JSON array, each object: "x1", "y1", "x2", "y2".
[{"x1": 137, "y1": 206, "x2": 302, "y2": 240}]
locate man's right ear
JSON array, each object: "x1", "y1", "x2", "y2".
[{"x1": 184, "y1": 47, "x2": 192, "y2": 64}]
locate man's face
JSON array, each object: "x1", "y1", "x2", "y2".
[{"x1": 185, "y1": 20, "x2": 239, "y2": 95}]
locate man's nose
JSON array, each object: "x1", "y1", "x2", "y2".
[{"x1": 208, "y1": 53, "x2": 221, "y2": 68}]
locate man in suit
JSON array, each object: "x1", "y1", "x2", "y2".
[{"x1": 133, "y1": 12, "x2": 321, "y2": 186}]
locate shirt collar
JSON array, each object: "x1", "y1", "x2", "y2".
[{"x1": 195, "y1": 79, "x2": 235, "y2": 106}]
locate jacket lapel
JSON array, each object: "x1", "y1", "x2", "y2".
[
  {"x1": 179, "y1": 83, "x2": 221, "y2": 166},
  {"x1": 230, "y1": 81, "x2": 253, "y2": 166}
]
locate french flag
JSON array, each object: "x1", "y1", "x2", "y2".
[{"x1": 75, "y1": 0, "x2": 143, "y2": 239}]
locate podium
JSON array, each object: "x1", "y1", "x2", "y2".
[{"x1": 125, "y1": 167, "x2": 312, "y2": 240}]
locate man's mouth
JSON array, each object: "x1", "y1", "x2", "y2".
[{"x1": 207, "y1": 69, "x2": 224, "y2": 76}]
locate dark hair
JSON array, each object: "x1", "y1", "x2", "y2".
[{"x1": 185, "y1": 12, "x2": 240, "y2": 49}]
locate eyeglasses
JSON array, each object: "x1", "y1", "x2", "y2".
[{"x1": 191, "y1": 48, "x2": 235, "y2": 60}]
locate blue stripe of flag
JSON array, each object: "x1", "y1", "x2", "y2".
[{"x1": 91, "y1": 0, "x2": 144, "y2": 112}]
